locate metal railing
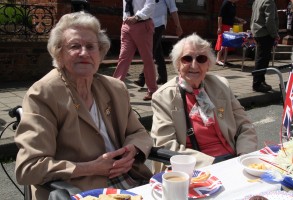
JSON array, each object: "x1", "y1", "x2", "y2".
[{"x1": 0, "y1": 3, "x2": 55, "y2": 41}]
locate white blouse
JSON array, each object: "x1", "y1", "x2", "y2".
[{"x1": 90, "y1": 100, "x2": 115, "y2": 152}]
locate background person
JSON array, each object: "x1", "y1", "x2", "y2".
[
  {"x1": 113, "y1": 0, "x2": 158, "y2": 101},
  {"x1": 15, "y1": 12, "x2": 153, "y2": 200},
  {"x1": 151, "y1": 33, "x2": 257, "y2": 173},
  {"x1": 286, "y1": 0, "x2": 293, "y2": 34},
  {"x1": 251, "y1": 0, "x2": 279, "y2": 93},
  {"x1": 134, "y1": 0, "x2": 183, "y2": 87},
  {"x1": 214, "y1": 0, "x2": 246, "y2": 66}
]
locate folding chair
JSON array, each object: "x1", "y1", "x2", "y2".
[{"x1": 0, "y1": 106, "x2": 180, "y2": 200}]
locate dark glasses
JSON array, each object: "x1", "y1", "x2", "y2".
[{"x1": 180, "y1": 55, "x2": 208, "y2": 64}]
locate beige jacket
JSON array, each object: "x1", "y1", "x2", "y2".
[
  {"x1": 15, "y1": 69, "x2": 153, "y2": 199},
  {"x1": 151, "y1": 75, "x2": 257, "y2": 173}
]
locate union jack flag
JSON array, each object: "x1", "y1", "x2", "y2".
[
  {"x1": 259, "y1": 145, "x2": 279, "y2": 156},
  {"x1": 281, "y1": 71, "x2": 293, "y2": 139}
]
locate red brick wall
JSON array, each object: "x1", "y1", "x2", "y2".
[
  {"x1": 24, "y1": 0, "x2": 290, "y2": 39},
  {"x1": 0, "y1": 42, "x2": 52, "y2": 81}
]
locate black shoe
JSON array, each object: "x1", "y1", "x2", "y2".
[
  {"x1": 263, "y1": 82, "x2": 272, "y2": 90},
  {"x1": 253, "y1": 82, "x2": 272, "y2": 93},
  {"x1": 133, "y1": 79, "x2": 145, "y2": 87},
  {"x1": 156, "y1": 77, "x2": 167, "y2": 85}
]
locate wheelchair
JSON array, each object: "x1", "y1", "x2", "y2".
[{"x1": 0, "y1": 106, "x2": 180, "y2": 200}]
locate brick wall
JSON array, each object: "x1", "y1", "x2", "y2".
[
  {"x1": 0, "y1": 42, "x2": 53, "y2": 82},
  {"x1": 0, "y1": 0, "x2": 290, "y2": 82}
]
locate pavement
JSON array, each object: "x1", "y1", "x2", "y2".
[
  {"x1": 0, "y1": 53, "x2": 292, "y2": 199},
  {"x1": 0, "y1": 54, "x2": 292, "y2": 144}
]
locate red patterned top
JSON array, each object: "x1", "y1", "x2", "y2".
[{"x1": 185, "y1": 92, "x2": 235, "y2": 156}]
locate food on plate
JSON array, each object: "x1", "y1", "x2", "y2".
[
  {"x1": 190, "y1": 171, "x2": 210, "y2": 183},
  {"x1": 80, "y1": 194, "x2": 142, "y2": 200},
  {"x1": 80, "y1": 196, "x2": 99, "y2": 200},
  {"x1": 248, "y1": 163, "x2": 267, "y2": 170},
  {"x1": 99, "y1": 194, "x2": 131, "y2": 200},
  {"x1": 244, "y1": 190, "x2": 293, "y2": 200},
  {"x1": 248, "y1": 195, "x2": 268, "y2": 200}
]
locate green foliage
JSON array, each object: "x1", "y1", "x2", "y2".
[{"x1": 0, "y1": 5, "x2": 27, "y2": 25}]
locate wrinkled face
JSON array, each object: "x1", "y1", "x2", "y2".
[
  {"x1": 178, "y1": 43, "x2": 209, "y2": 88},
  {"x1": 60, "y1": 27, "x2": 100, "y2": 79}
]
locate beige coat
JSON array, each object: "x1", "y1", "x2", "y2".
[
  {"x1": 15, "y1": 69, "x2": 153, "y2": 199},
  {"x1": 151, "y1": 75, "x2": 257, "y2": 173}
]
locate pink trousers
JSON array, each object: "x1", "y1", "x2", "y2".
[{"x1": 113, "y1": 19, "x2": 158, "y2": 93}]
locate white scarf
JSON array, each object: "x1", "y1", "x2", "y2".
[{"x1": 179, "y1": 77, "x2": 215, "y2": 126}]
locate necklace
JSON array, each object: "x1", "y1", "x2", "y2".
[{"x1": 57, "y1": 68, "x2": 80, "y2": 110}]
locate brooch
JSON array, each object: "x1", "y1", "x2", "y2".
[
  {"x1": 74, "y1": 104, "x2": 80, "y2": 110},
  {"x1": 217, "y1": 107, "x2": 224, "y2": 118},
  {"x1": 105, "y1": 107, "x2": 111, "y2": 115}
]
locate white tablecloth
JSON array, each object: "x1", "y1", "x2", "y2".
[{"x1": 128, "y1": 154, "x2": 281, "y2": 200}]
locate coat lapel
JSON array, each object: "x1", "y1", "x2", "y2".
[
  {"x1": 170, "y1": 81, "x2": 189, "y2": 144},
  {"x1": 70, "y1": 85, "x2": 99, "y2": 132},
  {"x1": 91, "y1": 77, "x2": 119, "y2": 149}
]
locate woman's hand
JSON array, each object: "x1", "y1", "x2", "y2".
[
  {"x1": 72, "y1": 145, "x2": 139, "y2": 178},
  {"x1": 103, "y1": 145, "x2": 139, "y2": 179}
]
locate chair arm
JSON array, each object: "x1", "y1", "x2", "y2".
[{"x1": 148, "y1": 147, "x2": 183, "y2": 165}]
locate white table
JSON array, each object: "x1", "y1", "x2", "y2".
[{"x1": 128, "y1": 154, "x2": 281, "y2": 200}]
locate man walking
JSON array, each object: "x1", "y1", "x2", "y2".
[
  {"x1": 251, "y1": 0, "x2": 279, "y2": 92},
  {"x1": 113, "y1": 0, "x2": 157, "y2": 101},
  {"x1": 134, "y1": 0, "x2": 183, "y2": 87}
]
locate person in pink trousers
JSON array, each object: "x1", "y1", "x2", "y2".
[{"x1": 113, "y1": 0, "x2": 158, "y2": 101}]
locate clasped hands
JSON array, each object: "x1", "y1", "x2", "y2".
[{"x1": 91, "y1": 144, "x2": 139, "y2": 179}]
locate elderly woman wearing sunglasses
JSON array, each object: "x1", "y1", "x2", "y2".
[{"x1": 150, "y1": 33, "x2": 257, "y2": 173}]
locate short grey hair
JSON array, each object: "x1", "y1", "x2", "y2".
[
  {"x1": 170, "y1": 33, "x2": 216, "y2": 72},
  {"x1": 47, "y1": 11, "x2": 111, "y2": 68}
]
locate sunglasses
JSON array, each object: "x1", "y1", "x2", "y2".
[{"x1": 180, "y1": 55, "x2": 208, "y2": 64}]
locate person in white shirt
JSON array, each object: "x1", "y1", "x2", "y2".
[
  {"x1": 113, "y1": 0, "x2": 158, "y2": 101},
  {"x1": 134, "y1": 0, "x2": 183, "y2": 87}
]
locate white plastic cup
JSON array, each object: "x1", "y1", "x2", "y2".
[
  {"x1": 170, "y1": 155, "x2": 196, "y2": 178},
  {"x1": 151, "y1": 171, "x2": 189, "y2": 200}
]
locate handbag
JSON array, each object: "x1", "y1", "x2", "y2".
[{"x1": 179, "y1": 86, "x2": 200, "y2": 151}]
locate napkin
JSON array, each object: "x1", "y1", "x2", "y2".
[{"x1": 261, "y1": 171, "x2": 293, "y2": 190}]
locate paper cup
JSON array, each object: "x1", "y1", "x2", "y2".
[{"x1": 170, "y1": 155, "x2": 196, "y2": 178}]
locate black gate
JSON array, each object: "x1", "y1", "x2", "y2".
[{"x1": 0, "y1": 3, "x2": 55, "y2": 41}]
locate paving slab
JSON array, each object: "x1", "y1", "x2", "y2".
[{"x1": 0, "y1": 55, "x2": 292, "y2": 141}]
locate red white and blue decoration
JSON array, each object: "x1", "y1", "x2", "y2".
[
  {"x1": 71, "y1": 188, "x2": 137, "y2": 200},
  {"x1": 150, "y1": 170, "x2": 223, "y2": 199}
]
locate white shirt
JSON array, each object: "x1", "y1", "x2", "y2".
[
  {"x1": 123, "y1": 0, "x2": 155, "y2": 21},
  {"x1": 153, "y1": 0, "x2": 178, "y2": 28},
  {"x1": 90, "y1": 100, "x2": 115, "y2": 152}
]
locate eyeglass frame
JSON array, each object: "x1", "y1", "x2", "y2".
[{"x1": 62, "y1": 41, "x2": 100, "y2": 54}]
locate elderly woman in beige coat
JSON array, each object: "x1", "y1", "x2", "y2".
[
  {"x1": 151, "y1": 33, "x2": 257, "y2": 173},
  {"x1": 15, "y1": 12, "x2": 153, "y2": 199}
]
